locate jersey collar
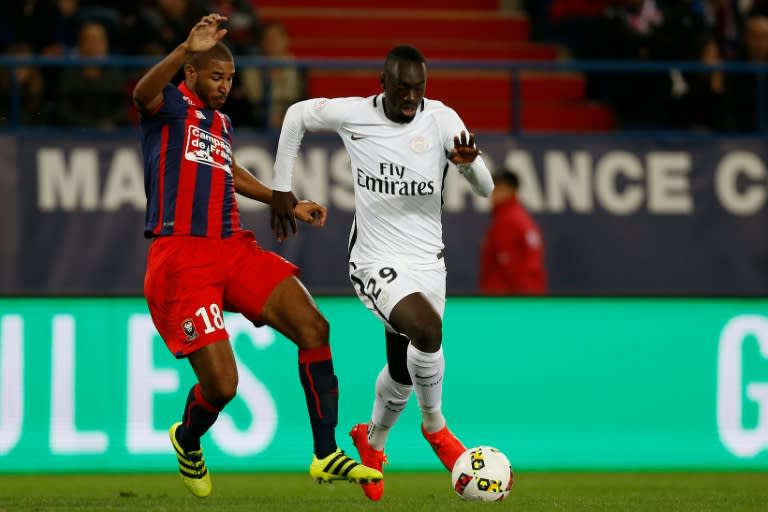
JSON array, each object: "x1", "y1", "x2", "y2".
[
  {"x1": 378, "y1": 94, "x2": 425, "y2": 122},
  {"x1": 178, "y1": 81, "x2": 205, "y2": 109}
]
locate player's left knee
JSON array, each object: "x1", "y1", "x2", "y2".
[
  {"x1": 202, "y1": 377, "x2": 238, "y2": 409},
  {"x1": 407, "y1": 323, "x2": 442, "y2": 352}
]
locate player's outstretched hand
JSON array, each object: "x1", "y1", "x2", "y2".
[
  {"x1": 295, "y1": 200, "x2": 327, "y2": 227},
  {"x1": 271, "y1": 190, "x2": 298, "y2": 242},
  {"x1": 186, "y1": 14, "x2": 228, "y2": 53},
  {"x1": 448, "y1": 130, "x2": 481, "y2": 166}
]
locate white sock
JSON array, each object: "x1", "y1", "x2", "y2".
[
  {"x1": 406, "y1": 344, "x2": 446, "y2": 434},
  {"x1": 368, "y1": 365, "x2": 412, "y2": 450}
]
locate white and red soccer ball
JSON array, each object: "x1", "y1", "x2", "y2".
[{"x1": 451, "y1": 446, "x2": 514, "y2": 502}]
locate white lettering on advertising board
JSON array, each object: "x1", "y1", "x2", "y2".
[{"x1": 717, "y1": 315, "x2": 768, "y2": 457}]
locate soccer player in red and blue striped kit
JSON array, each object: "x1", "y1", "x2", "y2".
[{"x1": 133, "y1": 13, "x2": 382, "y2": 498}]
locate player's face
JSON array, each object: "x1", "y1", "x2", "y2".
[
  {"x1": 490, "y1": 180, "x2": 514, "y2": 208},
  {"x1": 382, "y1": 59, "x2": 426, "y2": 123},
  {"x1": 191, "y1": 58, "x2": 235, "y2": 110}
]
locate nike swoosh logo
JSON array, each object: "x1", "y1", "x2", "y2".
[
  {"x1": 351, "y1": 134, "x2": 367, "y2": 140},
  {"x1": 415, "y1": 371, "x2": 439, "y2": 379}
]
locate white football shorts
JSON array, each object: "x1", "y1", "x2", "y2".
[{"x1": 349, "y1": 259, "x2": 446, "y2": 333}]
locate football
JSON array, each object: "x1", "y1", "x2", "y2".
[{"x1": 451, "y1": 446, "x2": 514, "y2": 502}]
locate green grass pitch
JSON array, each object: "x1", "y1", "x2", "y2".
[{"x1": 1, "y1": 472, "x2": 767, "y2": 512}]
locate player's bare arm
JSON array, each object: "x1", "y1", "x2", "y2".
[
  {"x1": 233, "y1": 162, "x2": 272, "y2": 202},
  {"x1": 295, "y1": 201, "x2": 327, "y2": 226},
  {"x1": 271, "y1": 191, "x2": 299, "y2": 242},
  {"x1": 449, "y1": 130, "x2": 494, "y2": 197},
  {"x1": 448, "y1": 130, "x2": 481, "y2": 165},
  {"x1": 233, "y1": 164, "x2": 326, "y2": 228},
  {"x1": 132, "y1": 14, "x2": 228, "y2": 113}
]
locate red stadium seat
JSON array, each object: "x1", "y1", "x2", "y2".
[{"x1": 257, "y1": 5, "x2": 614, "y2": 133}]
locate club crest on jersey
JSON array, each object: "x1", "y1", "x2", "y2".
[
  {"x1": 410, "y1": 136, "x2": 429, "y2": 153},
  {"x1": 184, "y1": 125, "x2": 233, "y2": 174},
  {"x1": 182, "y1": 318, "x2": 198, "y2": 341}
]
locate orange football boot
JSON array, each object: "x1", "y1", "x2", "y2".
[
  {"x1": 421, "y1": 424, "x2": 466, "y2": 471},
  {"x1": 349, "y1": 423, "x2": 387, "y2": 501}
]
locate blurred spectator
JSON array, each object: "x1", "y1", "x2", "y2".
[
  {"x1": 479, "y1": 169, "x2": 547, "y2": 296},
  {"x1": 125, "y1": 41, "x2": 167, "y2": 126},
  {"x1": 226, "y1": 21, "x2": 305, "y2": 129},
  {"x1": 75, "y1": 1, "x2": 134, "y2": 54},
  {"x1": 594, "y1": 0, "x2": 726, "y2": 128},
  {"x1": 722, "y1": 13, "x2": 768, "y2": 130},
  {"x1": 2, "y1": 1, "x2": 87, "y2": 128},
  {"x1": 522, "y1": 0, "x2": 555, "y2": 41},
  {"x1": 55, "y1": 20, "x2": 127, "y2": 128},
  {"x1": 691, "y1": 0, "x2": 745, "y2": 59},
  {"x1": 752, "y1": 0, "x2": 768, "y2": 16},
  {"x1": 203, "y1": 0, "x2": 262, "y2": 54},
  {"x1": 0, "y1": 43, "x2": 45, "y2": 126},
  {"x1": 667, "y1": 33, "x2": 726, "y2": 130},
  {"x1": 613, "y1": 0, "x2": 665, "y2": 36},
  {"x1": 549, "y1": 1, "x2": 649, "y2": 117},
  {"x1": 125, "y1": 0, "x2": 208, "y2": 54},
  {"x1": 601, "y1": 0, "x2": 673, "y2": 127},
  {"x1": 1, "y1": 1, "x2": 142, "y2": 53},
  {"x1": 0, "y1": 3, "x2": 14, "y2": 52},
  {"x1": 6, "y1": 0, "x2": 83, "y2": 57},
  {"x1": 549, "y1": 0, "x2": 617, "y2": 60}
]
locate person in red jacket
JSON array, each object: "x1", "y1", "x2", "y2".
[{"x1": 479, "y1": 169, "x2": 547, "y2": 295}]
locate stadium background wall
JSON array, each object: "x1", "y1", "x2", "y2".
[
  {"x1": 2, "y1": 133, "x2": 768, "y2": 296},
  {"x1": 1, "y1": 297, "x2": 767, "y2": 472}
]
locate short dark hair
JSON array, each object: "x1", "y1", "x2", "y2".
[
  {"x1": 385, "y1": 45, "x2": 425, "y2": 68},
  {"x1": 493, "y1": 168, "x2": 519, "y2": 189},
  {"x1": 188, "y1": 42, "x2": 233, "y2": 69}
]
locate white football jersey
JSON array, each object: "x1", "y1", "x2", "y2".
[{"x1": 275, "y1": 94, "x2": 491, "y2": 265}]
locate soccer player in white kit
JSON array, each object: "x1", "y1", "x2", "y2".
[{"x1": 270, "y1": 45, "x2": 494, "y2": 501}]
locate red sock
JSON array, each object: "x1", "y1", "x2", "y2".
[
  {"x1": 177, "y1": 383, "x2": 220, "y2": 451},
  {"x1": 298, "y1": 346, "x2": 338, "y2": 458}
]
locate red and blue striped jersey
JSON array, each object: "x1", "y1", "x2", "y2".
[{"x1": 141, "y1": 82, "x2": 242, "y2": 238}]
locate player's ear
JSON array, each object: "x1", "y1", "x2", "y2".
[
  {"x1": 183, "y1": 63, "x2": 196, "y2": 81},
  {"x1": 379, "y1": 72, "x2": 385, "y2": 90}
]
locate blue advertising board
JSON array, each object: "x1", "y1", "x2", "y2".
[{"x1": 1, "y1": 133, "x2": 766, "y2": 295}]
